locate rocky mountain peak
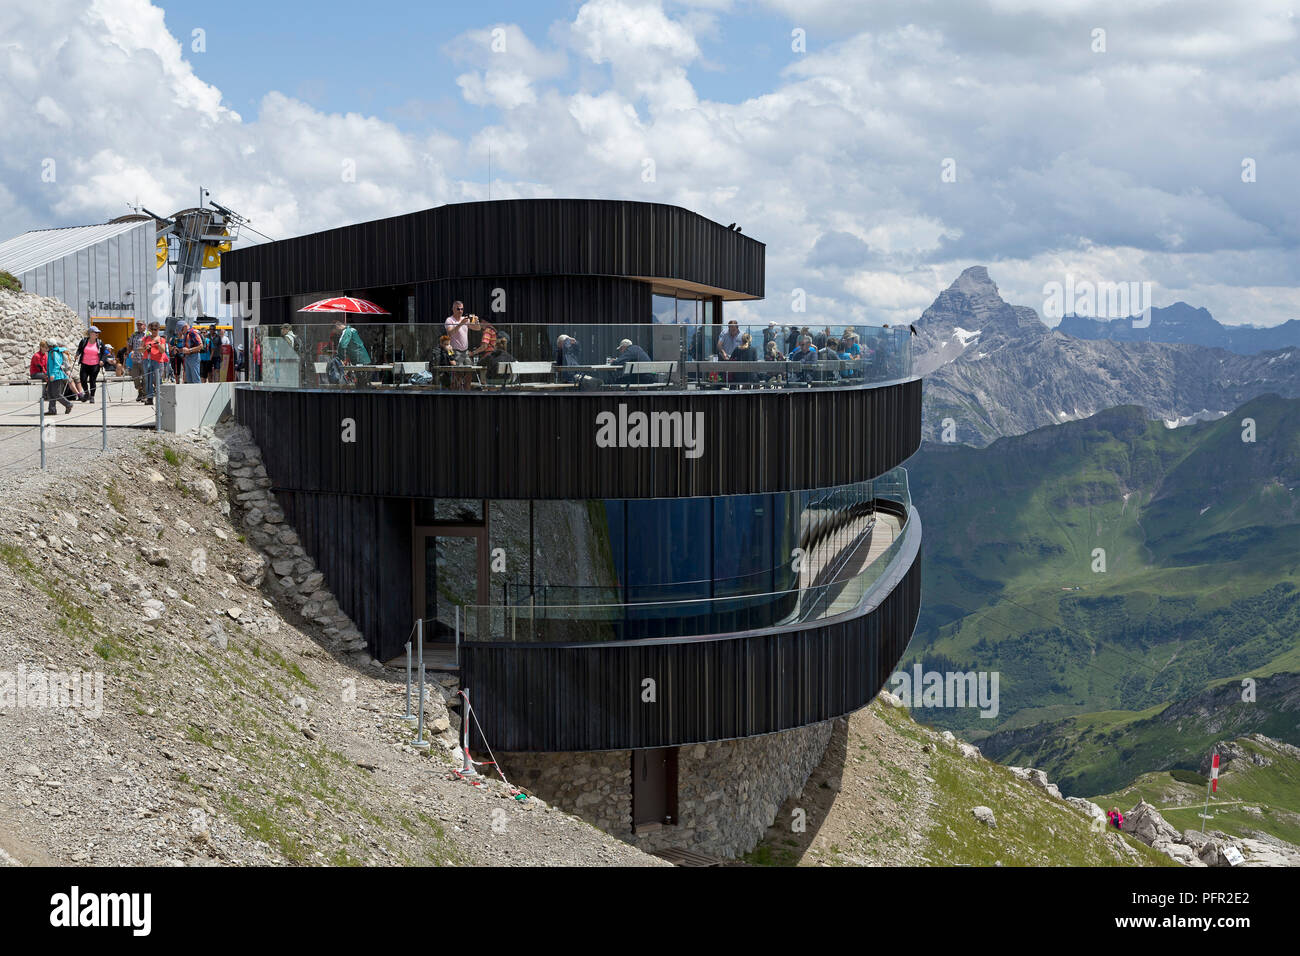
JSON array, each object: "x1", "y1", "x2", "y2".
[{"x1": 948, "y1": 265, "x2": 997, "y2": 299}]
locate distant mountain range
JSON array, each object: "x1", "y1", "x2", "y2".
[
  {"x1": 915, "y1": 267, "x2": 1300, "y2": 446},
  {"x1": 905, "y1": 393, "x2": 1300, "y2": 793},
  {"x1": 1059, "y1": 303, "x2": 1300, "y2": 354}
]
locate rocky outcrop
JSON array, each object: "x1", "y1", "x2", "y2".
[
  {"x1": 915, "y1": 267, "x2": 1300, "y2": 445},
  {"x1": 207, "y1": 423, "x2": 459, "y2": 754},
  {"x1": 1009, "y1": 765, "x2": 1063, "y2": 800},
  {"x1": 0, "y1": 289, "x2": 85, "y2": 381},
  {"x1": 1118, "y1": 799, "x2": 1298, "y2": 867}
]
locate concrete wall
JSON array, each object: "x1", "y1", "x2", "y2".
[
  {"x1": 500, "y1": 720, "x2": 835, "y2": 859},
  {"x1": 160, "y1": 382, "x2": 234, "y2": 432}
]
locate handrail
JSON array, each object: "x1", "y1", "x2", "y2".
[
  {"x1": 248, "y1": 320, "x2": 913, "y2": 393},
  {"x1": 459, "y1": 469, "x2": 914, "y2": 644}
]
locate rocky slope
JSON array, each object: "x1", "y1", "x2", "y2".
[
  {"x1": 746, "y1": 694, "x2": 1297, "y2": 867},
  {"x1": 915, "y1": 267, "x2": 1300, "y2": 445},
  {"x1": 746, "y1": 692, "x2": 1174, "y2": 866},
  {"x1": 0, "y1": 289, "x2": 85, "y2": 382},
  {"x1": 0, "y1": 425, "x2": 662, "y2": 867},
  {"x1": 1093, "y1": 734, "x2": 1300, "y2": 866}
]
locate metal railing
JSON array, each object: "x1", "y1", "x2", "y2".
[{"x1": 459, "y1": 469, "x2": 915, "y2": 645}]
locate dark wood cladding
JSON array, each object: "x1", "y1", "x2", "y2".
[
  {"x1": 221, "y1": 199, "x2": 765, "y2": 302},
  {"x1": 460, "y1": 536, "x2": 922, "y2": 752},
  {"x1": 414, "y1": 276, "x2": 650, "y2": 327},
  {"x1": 235, "y1": 378, "x2": 922, "y2": 500},
  {"x1": 273, "y1": 491, "x2": 412, "y2": 657}
]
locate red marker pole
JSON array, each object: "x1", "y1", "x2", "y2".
[{"x1": 1201, "y1": 753, "x2": 1220, "y2": 832}]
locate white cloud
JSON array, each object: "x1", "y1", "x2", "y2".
[{"x1": 0, "y1": 0, "x2": 1297, "y2": 332}]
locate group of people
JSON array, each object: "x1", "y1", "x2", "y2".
[
  {"x1": 28, "y1": 318, "x2": 241, "y2": 414},
  {"x1": 28, "y1": 333, "x2": 105, "y2": 414},
  {"x1": 708, "y1": 319, "x2": 871, "y2": 385},
  {"x1": 310, "y1": 302, "x2": 892, "y2": 391},
  {"x1": 427, "y1": 303, "x2": 516, "y2": 388}
]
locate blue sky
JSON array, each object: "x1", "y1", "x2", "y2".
[
  {"x1": 160, "y1": 0, "x2": 794, "y2": 144},
  {"x1": 2, "y1": 0, "x2": 1299, "y2": 328}
]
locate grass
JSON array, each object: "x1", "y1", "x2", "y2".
[
  {"x1": 0, "y1": 270, "x2": 20, "y2": 292},
  {"x1": 1095, "y1": 737, "x2": 1300, "y2": 847},
  {"x1": 106, "y1": 479, "x2": 127, "y2": 514}
]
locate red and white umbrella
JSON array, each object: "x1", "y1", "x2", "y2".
[{"x1": 297, "y1": 296, "x2": 390, "y2": 315}]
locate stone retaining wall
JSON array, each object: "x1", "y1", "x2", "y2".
[
  {"x1": 501, "y1": 720, "x2": 834, "y2": 859},
  {"x1": 0, "y1": 289, "x2": 85, "y2": 381}
]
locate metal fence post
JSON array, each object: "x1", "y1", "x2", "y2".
[
  {"x1": 460, "y1": 688, "x2": 476, "y2": 775},
  {"x1": 101, "y1": 376, "x2": 108, "y2": 451},
  {"x1": 401, "y1": 639, "x2": 415, "y2": 724},
  {"x1": 38, "y1": 394, "x2": 46, "y2": 470},
  {"x1": 411, "y1": 618, "x2": 429, "y2": 749},
  {"x1": 154, "y1": 364, "x2": 161, "y2": 432}
]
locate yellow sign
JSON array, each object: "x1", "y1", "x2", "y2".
[{"x1": 156, "y1": 236, "x2": 168, "y2": 269}]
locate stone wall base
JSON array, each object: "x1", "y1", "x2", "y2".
[{"x1": 501, "y1": 720, "x2": 834, "y2": 859}]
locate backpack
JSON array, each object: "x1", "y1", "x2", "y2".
[{"x1": 326, "y1": 355, "x2": 345, "y2": 384}]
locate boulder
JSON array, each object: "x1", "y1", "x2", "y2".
[
  {"x1": 139, "y1": 545, "x2": 170, "y2": 567},
  {"x1": 1124, "y1": 800, "x2": 1181, "y2": 846},
  {"x1": 1066, "y1": 796, "x2": 1107, "y2": 829},
  {"x1": 1153, "y1": 839, "x2": 1205, "y2": 866},
  {"x1": 237, "y1": 555, "x2": 267, "y2": 587},
  {"x1": 971, "y1": 806, "x2": 996, "y2": 827}
]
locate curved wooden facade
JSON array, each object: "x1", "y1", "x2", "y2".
[
  {"x1": 461, "y1": 516, "x2": 921, "y2": 752},
  {"x1": 220, "y1": 199, "x2": 765, "y2": 329},
  {"x1": 235, "y1": 377, "x2": 921, "y2": 500},
  {"x1": 225, "y1": 198, "x2": 924, "y2": 755}
]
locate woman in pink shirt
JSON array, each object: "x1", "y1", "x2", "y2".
[{"x1": 76, "y1": 326, "x2": 104, "y2": 403}]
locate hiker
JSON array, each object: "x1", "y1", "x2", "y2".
[
  {"x1": 143, "y1": 321, "x2": 167, "y2": 406},
  {"x1": 1107, "y1": 807, "x2": 1124, "y2": 830},
  {"x1": 176, "y1": 320, "x2": 203, "y2": 384},
  {"x1": 45, "y1": 340, "x2": 74, "y2": 414},
  {"x1": 128, "y1": 319, "x2": 147, "y2": 400},
  {"x1": 75, "y1": 326, "x2": 104, "y2": 402}
]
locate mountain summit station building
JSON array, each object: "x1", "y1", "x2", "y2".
[{"x1": 221, "y1": 198, "x2": 922, "y2": 857}]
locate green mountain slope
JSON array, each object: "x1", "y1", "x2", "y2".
[
  {"x1": 906, "y1": 394, "x2": 1300, "y2": 752},
  {"x1": 1094, "y1": 734, "x2": 1300, "y2": 848},
  {"x1": 977, "y1": 672, "x2": 1300, "y2": 796}
]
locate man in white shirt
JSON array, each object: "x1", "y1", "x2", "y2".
[{"x1": 444, "y1": 300, "x2": 478, "y2": 368}]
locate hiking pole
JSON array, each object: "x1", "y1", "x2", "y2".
[{"x1": 411, "y1": 618, "x2": 429, "y2": 749}]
